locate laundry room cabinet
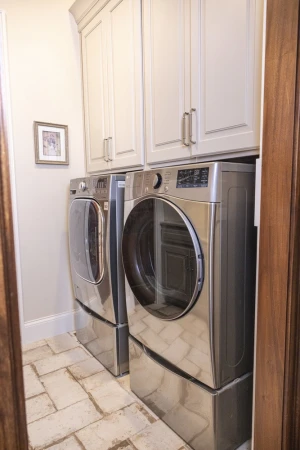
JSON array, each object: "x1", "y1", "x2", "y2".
[
  {"x1": 143, "y1": 0, "x2": 264, "y2": 165},
  {"x1": 71, "y1": 0, "x2": 263, "y2": 171},
  {"x1": 81, "y1": 0, "x2": 144, "y2": 173}
]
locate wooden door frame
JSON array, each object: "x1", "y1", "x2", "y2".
[
  {"x1": 253, "y1": 0, "x2": 300, "y2": 448},
  {"x1": 0, "y1": 12, "x2": 28, "y2": 450}
]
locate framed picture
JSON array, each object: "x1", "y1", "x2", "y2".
[{"x1": 34, "y1": 121, "x2": 69, "y2": 165}]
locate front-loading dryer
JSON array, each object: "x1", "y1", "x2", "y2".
[
  {"x1": 122, "y1": 162, "x2": 256, "y2": 450},
  {"x1": 69, "y1": 174, "x2": 128, "y2": 376}
]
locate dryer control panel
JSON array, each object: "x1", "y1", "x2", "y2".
[{"x1": 176, "y1": 168, "x2": 209, "y2": 188}]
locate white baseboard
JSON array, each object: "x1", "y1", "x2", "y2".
[{"x1": 23, "y1": 309, "x2": 78, "y2": 345}]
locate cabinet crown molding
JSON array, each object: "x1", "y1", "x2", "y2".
[{"x1": 69, "y1": 0, "x2": 109, "y2": 29}]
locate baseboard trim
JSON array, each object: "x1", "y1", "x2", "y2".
[{"x1": 23, "y1": 309, "x2": 78, "y2": 345}]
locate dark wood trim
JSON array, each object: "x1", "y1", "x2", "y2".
[
  {"x1": 253, "y1": 0, "x2": 300, "y2": 448},
  {"x1": 282, "y1": 16, "x2": 300, "y2": 450},
  {"x1": 0, "y1": 49, "x2": 28, "y2": 450}
]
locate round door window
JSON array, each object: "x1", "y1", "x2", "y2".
[
  {"x1": 122, "y1": 197, "x2": 204, "y2": 320},
  {"x1": 69, "y1": 199, "x2": 104, "y2": 284}
]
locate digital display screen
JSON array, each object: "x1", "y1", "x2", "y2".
[
  {"x1": 95, "y1": 178, "x2": 107, "y2": 189},
  {"x1": 176, "y1": 168, "x2": 209, "y2": 188}
]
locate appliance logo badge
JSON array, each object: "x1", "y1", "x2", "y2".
[{"x1": 104, "y1": 202, "x2": 109, "y2": 211}]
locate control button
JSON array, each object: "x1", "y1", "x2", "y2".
[
  {"x1": 79, "y1": 181, "x2": 87, "y2": 191},
  {"x1": 145, "y1": 187, "x2": 149, "y2": 193},
  {"x1": 153, "y1": 173, "x2": 162, "y2": 189},
  {"x1": 164, "y1": 185, "x2": 169, "y2": 192}
]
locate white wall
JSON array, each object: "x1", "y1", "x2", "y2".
[{"x1": 0, "y1": 0, "x2": 85, "y2": 342}]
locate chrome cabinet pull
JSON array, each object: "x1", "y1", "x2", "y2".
[
  {"x1": 182, "y1": 112, "x2": 190, "y2": 146},
  {"x1": 104, "y1": 138, "x2": 108, "y2": 162},
  {"x1": 107, "y1": 137, "x2": 113, "y2": 161},
  {"x1": 190, "y1": 108, "x2": 196, "y2": 145}
]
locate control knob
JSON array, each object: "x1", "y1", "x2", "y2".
[
  {"x1": 79, "y1": 181, "x2": 87, "y2": 191},
  {"x1": 153, "y1": 173, "x2": 162, "y2": 189}
]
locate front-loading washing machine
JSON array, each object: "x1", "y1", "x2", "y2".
[
  {"x1": 122, "y1": 162, "x2": 256, "y2": 450},
  {"x1": 69, "y1": 174, "x2": 128, "y2": 376}
]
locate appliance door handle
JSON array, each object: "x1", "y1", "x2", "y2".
[
  {"x1": 182, "y1": 112, "x2": 190, "y2": 147},
  {"x1": 107, "y1": 137, "x2": 113, "y2": 161},
  {"x1": 104, "y1": 138, "x2": 108, "y2": 162},
  {"x1": 190, "y1": 108, "x2": 196, "y2": 145}
]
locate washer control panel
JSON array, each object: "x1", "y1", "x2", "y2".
[
  {"x1": 79, "y1": 181, "x2": 87, "y2": 191},
  {"x1": 152, "y1": 173, "x2": 162, "y2": 189}
]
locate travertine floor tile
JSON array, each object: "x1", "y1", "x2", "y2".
[
  {"x1": 40, "y1": 368, "x2": 88, "y2": 410},
  {"x1": 23, "y1": 365, "x2": 45, "y2": 399},
  {"x1": 117, "y1": 374, "x2": 131, "y2": 392},
  {"x1": 108, "y1": 441, "x2": 135, "y2": 450},
  {"x1": 80, "y1": 370, "x2": 114, "y2": 392},
  {"x1": 90, "y1": 379, "x2": 134, "y2": 414},
  {"x1": 130, "y1": 420, "x2": 185, "y2": 450},
  {"x1": 45, "y1": 435, "x2": 83, "y2": 449},
  {"x1": 69, "y1": 357, "x2": 105, "y2": 380},
  {"x1": 34, "y1": 347, "x2": 89, "y2": 376},
  {"x1": 22, "y1": 339, "x2": 47, "y2": 353},
  {"x1": 46, "y1": 333, "x2": 79, "y2": 354},
  {"x1": 23, "y1": 345, "x2": 53, "y2": 365},
  {"x1": 26, "y1": 393, "x2": 55, "y2": 424},
  {"x1": 28, "y1": 398, "x2": 101, "y2": 449},
  {"x1": 76, "y1": 403, "x2": 150, "y2": 450}
]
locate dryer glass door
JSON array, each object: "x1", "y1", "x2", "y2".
[
  {"x1": 122, "y1": 197, "x2": 203, "y2": 320},
  {"x1": 69, "y1": 199, "x2": 104, "y2": 284}
]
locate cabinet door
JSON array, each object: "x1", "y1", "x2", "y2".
[
  {"x1": 143, "y1": 0, "x2": 192, "y2": 164},
  {"x1": 190, "y1": 0, "x2": 263, "y2": 157},
  {"x1": 105, "y1": 0, "x2": 144, "y2": 170},
  {"x1": 82, "y1": 13, "x2": 110, "y2": 172}
]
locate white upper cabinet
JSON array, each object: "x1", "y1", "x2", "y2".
[
  {"x1": 81, "y1": 0, "x2": 144, "y2": 173},
  {"x1": 106, "y1": 0, "x2": 144, "y2": 170},
  {"x1": 190, "y1": 0, "x2": 263, "y2": 157},
  {"x1": 143, "y1": 0, "x2": 192, "y2": 164},
  {"x1": 143, "y1": 0, "x2": 263, "y2": 164},
  {"x1": 72, "y1": 0, "x2": 263, "y2": 169},
  {"x1": 82, "y1": 13, "x2": 110, "y2": 173}
]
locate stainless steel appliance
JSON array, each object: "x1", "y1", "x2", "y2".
[
  {"x1": 69, "y1": 174, "x2": 128, "y2": 376},
  {"x1": 122, "y1": 162, "x2": 256, "y2": 449}
]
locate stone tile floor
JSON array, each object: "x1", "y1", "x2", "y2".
[{"x1": 23, "y1": 332, "x2": 252, "y2": 450}]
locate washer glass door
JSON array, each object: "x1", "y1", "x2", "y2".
[
  {"x1": 69, "y1": 199, "x2": 104, "y2": 284},
  {"x1": 122, "y1": 197, "x2": 203, "y2": 320}
]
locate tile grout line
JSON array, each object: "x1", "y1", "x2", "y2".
[
  {"x1": 38, "y1": 376, "x2": 58, "y2": 413},
  {"x1": 73, "y1": 432, "x2": 87, "y2": 450},
  {"x1": 41, "y1": 432, "x2": 87, "y2": 450},
  {"x1": 127, "y1": 438, "x2": 139, "y2": 450}
]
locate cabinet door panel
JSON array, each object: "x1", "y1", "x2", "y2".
[
  {"x1": 82, "y1": 14, "x2": 110, "y2": 172},
  {"x1": 144, "y1": 0, "x2": 191, "y2": 164},
  {"x1": 106, "y1": 0, "x2": 144, "y2": 169},
  {"x1": 191, "y1": 0, "x2": 263, "y2": 156}
]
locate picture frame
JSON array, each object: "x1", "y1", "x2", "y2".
[{"x1": 34, "y1": 121, "x2": 69, "y2": 165}]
